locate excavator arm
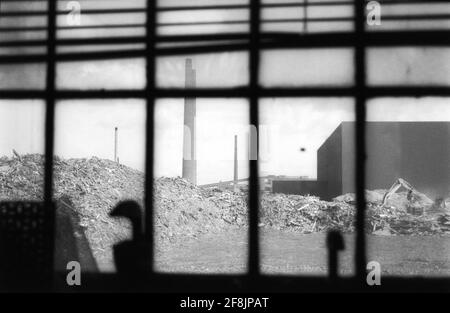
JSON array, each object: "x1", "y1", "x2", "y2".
[{"x1": 382, "y1": 178, "x2": 417, "y2": 207}]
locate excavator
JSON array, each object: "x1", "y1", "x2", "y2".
[{"x1": 381, "y1": 178, "x2": 447, "y2": 215}]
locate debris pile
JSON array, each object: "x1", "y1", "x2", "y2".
[
  {"x1": 1, "y1": 153, "x2": 450, "y2": 270},
  {"x1": 153, "y1": 178, "x2": 248, "y2": 250},
  {"x1": 0, "y1": 153, "x2": 142, "y2": 270},
  {"x1": 334, "y1": 188, "x2": 450, "y2": 236},
  {"x1": 260, "y1": 194, "x2": 355, "y2": 233}
]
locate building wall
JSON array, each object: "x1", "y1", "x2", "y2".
[
  {"x1": 272, "y1": 180, "x2": 326, "y2": 196},
  {"x1": 317, "y1": 125, "x2": 343, "y2": 200},
  {"x1": 322, "y1": 122, "x2": 450, "y2": 200},
  {"x1": 365, "y1": 122, "x2": 450, "y2": 199}
]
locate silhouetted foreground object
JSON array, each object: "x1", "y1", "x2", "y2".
[
  {"x1": 0, "y1": 202, "x2": 54, "y2": 290},
  {"x1": 110, "y1": 201, "x2": 146, "y2": 277},
  {"x1": 326, "y1": 230, "x2": 345, "y2": 280}
]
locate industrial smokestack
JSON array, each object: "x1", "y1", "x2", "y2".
[
  {"x1": 182, "y1": 59, "x2": 197, "y2": 185},
  {"x1": 114, "y1": 127, "x2": 119, "y2": 163}
]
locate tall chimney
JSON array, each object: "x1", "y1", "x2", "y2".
[{"x1": 182, "y1": 59, "x2": 197, "y2": 185}]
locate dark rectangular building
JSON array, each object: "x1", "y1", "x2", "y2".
[
  {"x1": 272, "y1": 179, "x2": 326, "y2": 196},
  {"x1": 317, "y1": 122, "x2": 450, "y2": 201}
]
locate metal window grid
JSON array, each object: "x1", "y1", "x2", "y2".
[{"x1": 0, "y1": 0, "x2": 449, "y2": 292}]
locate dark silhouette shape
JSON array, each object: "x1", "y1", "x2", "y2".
[
  {"x1": 110, "y1": 201, "x2": 146, "y2": 277},
  {"x1": 326, "y1": 230, "x2": 345, "y2": 281},
  {"x1": 0, "y1": 202, "x2": 54, "y2": 291}
]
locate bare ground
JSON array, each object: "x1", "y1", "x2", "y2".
[{"x1": 156, "y1": 228, "x2": 450, "y2": 277}]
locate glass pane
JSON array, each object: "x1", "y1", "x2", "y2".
[
  {"x1": 56, "y1": 58, "x2": 146, "y2": 90},
  {"x1": 259, "y1": 98, "x2": 355, "y2": 275},
  {"x1": 53, "y1": 100, "x2": 146, "y2": 273},
  {"x1": 0, "y1": 1, "x2": 47, "y2": 90},
  {"x1": 261, "y1": 0, "x2": 354, "y2": 33},
  {"x1": 366, "y1": 1, "x2": 450, "y2": 32},
  {"x1": 157, "y1": 0, "x2": 249, "y2": 36},
  {"x1": 0, "y1": 100, "x2": 45, "y2": 201},
  {"x1": 157, "y1": 53, "x2": 248, "y2": 88},
  {"x1": 368, "y1": 47, "x2": 450, "y2": 86},
  {"x1": 0, "y1": 63, "x2": 47, "y2": 90},
  {"x1": 57, "y1": 0, "x2": 146, "y2": 39},
  {"x1": 154, "y1": 98, "x2": 249, "y2": 273},
  {"x1": 366, "y1": 97, "x2": 450, "y2": 277},
  {"x1": 260, "y1": 49, "x2": 354, "y2": 87}
]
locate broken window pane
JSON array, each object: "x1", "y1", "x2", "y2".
[
  {"x1": 0, "y1": 100, "x2": 45, "y2": 201},
  {"x1": 259, "y1": 98, "x2": 355, "y2": 275},
  {"x1": 367, "y1": 48, "x2": 450, "y2": 86},
  {"x1": 365, "y1": 97, "x2": 450, "y2": 277},
  {"x1": 53, "y1": 100, "x2": 146, "y2": 273},
  {"x1": 154, "y1": 98, "x2": 249, "y2": 273},
  {"x1": 260, "y1": 49, "x2": 354, "y2": 87}
]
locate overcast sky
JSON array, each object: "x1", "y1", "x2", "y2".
[{"x1": 0, "y1": 1, "x2": 449, "y2": 184}]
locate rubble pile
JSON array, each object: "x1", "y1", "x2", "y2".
[
  {"x1": 335, "y1": 190, "x2": 450, "y2": 236},
  {"x1": 153, "y1": 178, "x2": 247, "y2": 250},
  {"x1": 0, "y1": 154, "x2": 246, "y2": 268},
  {"x1": 1, "y1": 153, "x2": 450, "y2": 269},
  {"x1": 0, "y1": 153, "x2": 142, "y2": 269},
  {"x1": 260, "y1": 194, "x2": 355, "y2": 233}
]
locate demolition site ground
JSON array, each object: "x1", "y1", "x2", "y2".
[{"x1": 1, "y1": 154, "x2": 450, "y2": 275}]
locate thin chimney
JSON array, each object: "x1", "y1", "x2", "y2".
[
  {"x1": 182, "y1": 58, "x2": 197, "y2": 184},
  {"x1": 114, "y1": 127, "x2": 118, "y2": 163}
]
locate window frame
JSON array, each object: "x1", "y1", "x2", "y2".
[{"x1": 1, "y1": 0, "x2": 450, "y2": 292}]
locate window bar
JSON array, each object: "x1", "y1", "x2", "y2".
[
  {"x1": 249, "y1": 0, "x2": 261, "y2": 278},
  {"x1": 145, "y1": 0, "x2": 157, "y2": 274},
  {"x1": 354, "y1": 0, "x2": 367, "y2": 280},
  {"x1": 43, "y1": 0, "x2": 57, "y2": 284},
  {"x1": 44, "y1": 0, "x2": 57, "y2": 205}
]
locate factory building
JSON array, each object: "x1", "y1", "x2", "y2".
[{"x1": 273, "y1": 122, "x2": 450, "y2": 201}]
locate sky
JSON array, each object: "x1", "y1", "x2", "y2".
[{"x1": 0, "y1": 1, "x2": 449, "y2": 184}]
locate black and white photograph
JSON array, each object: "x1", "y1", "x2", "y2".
[{"x1": 0, "y1": 0, "x2": 449, "y2": 304}]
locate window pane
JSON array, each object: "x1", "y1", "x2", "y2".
[
  {"x1": 154, "y1": 98, "x2": 249, "y2": 273},
  {"x1": 368, "y1": 47, "x2": 450, "y2": 86},
  {"x1": 0, "y1": 100, "x2": 45, "y2": 201},
  {"x1": 261, "y1": 0, "x2": 353, "y2": 33},
  {"x1": 157, "y1": 0, "x2": 249, "y2": 36},
  {"x1": 259, "y1": 98, "x2": 355, "y2": 275},
  {"x1": 53, "y1": 100, "x2": 146, "y2": 273},
  {"x1": 57, "y1": 0, "x2": 146, "y2": 39},
  {"x1": 260, "y1": 49, "x2": 354, "y2": 87},
  {"x1": 366, "y1": 2, "x2": 450, "y2": 32},
  {"x1": 157, "y1": 53, "x2": 248, "y2": 88},
  {"x1": 0, "y1": 1, "x2": 47, "y2": 90},
  {"x1": 366, "y1": 97, "x2": 450, "y2": 277},
  {"x1": 57, "y1": 58, "x2": 146, "y2": 90}
]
